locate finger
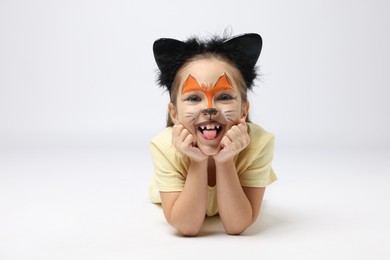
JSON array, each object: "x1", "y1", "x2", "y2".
[
  {"x1": 220, "y1": 135, "x2": 232, "y2": 148},
  {"x1": 230, "y1": 125, "x2": 242, "y2": 138},
  {"x1": 237, "y1": 122, "x2": 247, "y2": 133},
  {"x1": 172, "y1": 124, "x2": 184, "y2": 136},
  {"x1": 224, "y1": 129, "x2": 236, "y2": 142},
  {"x1": 182, "y1": 133, "x2": 196, "y2": 148},
  {"x1": 172, "y1": 125, "x2": 188, "y2": 148},
  {"x1": 228, "y1": 125, "x2": 249, "y2": 148},
  {"x1": 178, "y1": 128, "x2": 190, "y2": 142},
  {"x1": 237, "y1": 124, "x2": 249, "y2": 144},
  {"x1": 172, "y1": 125, "x2": 178, "y2": 146}
]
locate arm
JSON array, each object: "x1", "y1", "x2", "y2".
[
  {"x1": 214, "y1": 120, "x2": 265, "y2": 234},
  {"x1": 160, "y1": 160, "x2": 208, "y2": 236},
  {"x1": 159, "y1": 124, "x2": 209, "y2": 236},
  {"x1": 215, "y1": 158, "x2": 265, "y2": 234}
]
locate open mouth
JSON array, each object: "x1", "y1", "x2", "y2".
[{"x1": 198, "y1": 123, "x2": 224, "y2": 140}]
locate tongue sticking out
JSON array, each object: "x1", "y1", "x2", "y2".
[{"x1": 203, "y1": 129, "x2": 218, "y2": 140}]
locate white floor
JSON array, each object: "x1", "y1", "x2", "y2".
[{"x1": 0, "y1": 147, "x2": 389, "y2": 259}]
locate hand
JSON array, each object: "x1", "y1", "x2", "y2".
[
  {"x1": 172, "y1": 124, "x2": 208, "y2": 162},
  {"x1": 213, "y1": 119, "x2": 250, "y2": 163}
]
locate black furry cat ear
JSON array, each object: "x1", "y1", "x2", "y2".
[
  {"x1": 221, "y1": 33, "x2": 262, "y2": 70},
  {"x1": 153, "y1": 38, "x2": 186, "y2": 74},
  {"x1": 153, "y1": 33, "x2": 263, "y2": 92}
]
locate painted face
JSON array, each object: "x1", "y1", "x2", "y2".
[
  {"x1": 182, "y1": 73, "x2": 234, "y2": 109},
  {"x1": 170, "y1": 58, "x2": 248, "y2": 155}
]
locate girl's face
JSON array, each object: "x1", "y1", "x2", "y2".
[{"x1": 169, "y1": 58, "x2": 249, "y2": 155}]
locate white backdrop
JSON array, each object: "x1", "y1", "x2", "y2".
[
  {"x1": 1, "y1": 0, "x2": 389, "y2": 150},
  {"x1": 1, "y1": 1, "x2": 390, "y2": 259}
]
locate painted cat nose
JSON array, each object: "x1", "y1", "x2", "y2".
[{"x1": 201, "y1": 108, "x2": 219, "y2": 116}]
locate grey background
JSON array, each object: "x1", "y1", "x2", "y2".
[{"x1": 1, "y1": 0, "x2": 389, "y2": 150}]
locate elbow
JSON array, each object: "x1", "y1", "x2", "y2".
[
  {"x1": 223, "y1": 217, "x2": 254, "y2": 235},
  {"x1": 167, "y1": 217, "x2": 203, "y2": 237},
  {"x1": 225, "y1": 225, "x2": 248, "y2": 236},
  {"x1": 176, "y1": 225, "x2": 201, "y2": 237}
]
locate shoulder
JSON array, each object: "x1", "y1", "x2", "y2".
[
  {"x1": 246, "y1": 122, "x2": 275, "y2": 151},
  {"x1": 150, "y1": 127, "x2": 173, "y2": 148},
  {"x1": 150, "y1": 127, "x2": 188, "y2": 165},
  {"x1": 150, "y1": 127, "x2": 175, "y2": 157},
  {"x1": 237, "y1": 123, "x2": 277, "y2": 186},
  {"x1": 236, "y1": 122, "x2": 275, "y2": 166}
]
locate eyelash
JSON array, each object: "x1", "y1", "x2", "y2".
[
  {"x1": 183, "y1": 93, "x2": 236, "y2": 103},
  {"x1": 217, "y1": 94, "x2": 234, "y2": 101},
  {"x1": 184, "y1": 95, "x2": 202, "y2": 102}
]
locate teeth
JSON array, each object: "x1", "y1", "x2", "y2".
[{"x1": 199, "y1": 124, "x2": 222, "y2": 130}]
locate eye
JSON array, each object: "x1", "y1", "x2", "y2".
[
  {"x1": 217, "y1": 94, "x2": 233, "y2": 101},
  {"x1": 185, "y1": 95, "x2": 202, "y2": 102}
]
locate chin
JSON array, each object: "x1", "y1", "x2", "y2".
[{"x1": 198, "y1": 144, "x2": 220, "y2": 156}]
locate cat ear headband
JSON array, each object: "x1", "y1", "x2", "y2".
[{"x1": 153, "y1": 33, "x2": 262, "y2": 95}]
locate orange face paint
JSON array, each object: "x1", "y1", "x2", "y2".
[{"x1": 182, "y1": 74, "x2": 233, "y2": 108}]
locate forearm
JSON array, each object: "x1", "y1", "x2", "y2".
[
  {"x1": 167, "y1": 160, "x2": 208, "y2": 235},
  {"x1": 216, "y1": 159, "x2": 253, "y2": 235}
]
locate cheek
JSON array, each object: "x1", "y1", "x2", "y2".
[
  {"x1": 179, "y1": 107, "x2": 201, "y2": 123},
  {"x1": 221, "y1": 110, "x2": 240, "y2": 122},
  {"x1": 218, "y1": 103, "x2": 242, "y2": 122}
]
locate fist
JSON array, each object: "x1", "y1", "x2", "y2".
[
  {"x1": 172, "y1": 124, "x2": 208, "y2": 162},
  {"x1": 213, "y1": 119, "x2": 250, "y2": 163}
]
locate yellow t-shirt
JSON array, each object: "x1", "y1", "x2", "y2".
[{"x1": 149, "y1": 122, "x2": 277, "y2": 216}]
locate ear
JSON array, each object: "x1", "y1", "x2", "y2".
[
  {"x1": 168, "y1": 103, "x2": 178, "y2": 124},
  {"x1": 221, "y1": 33, "x2": 262, "y2": 70},
  {"x1": 153, "y1": 38, "x2": 186, "y2": 73},
  {"x1": 241, "y1": 101, "x2": 250, "y2": 120}
]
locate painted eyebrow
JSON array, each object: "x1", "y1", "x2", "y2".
[
  {"x1": 182, "y1": 74, "x2": 233, "y2": 93},
  {"x1": 182, "y1": 74, "x2": 234, "y2": 107}
]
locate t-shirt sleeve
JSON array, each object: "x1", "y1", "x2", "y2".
[
  {"x1": 238, "y1": 134, "x2": 277, "y2": 188},
  {"x1": 150, "y1": 140, "x2": 186, "y2": 192}
]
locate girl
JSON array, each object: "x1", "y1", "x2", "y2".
[{"x1": 149, "y1": 33, "x2": 277, "y2": 236}]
